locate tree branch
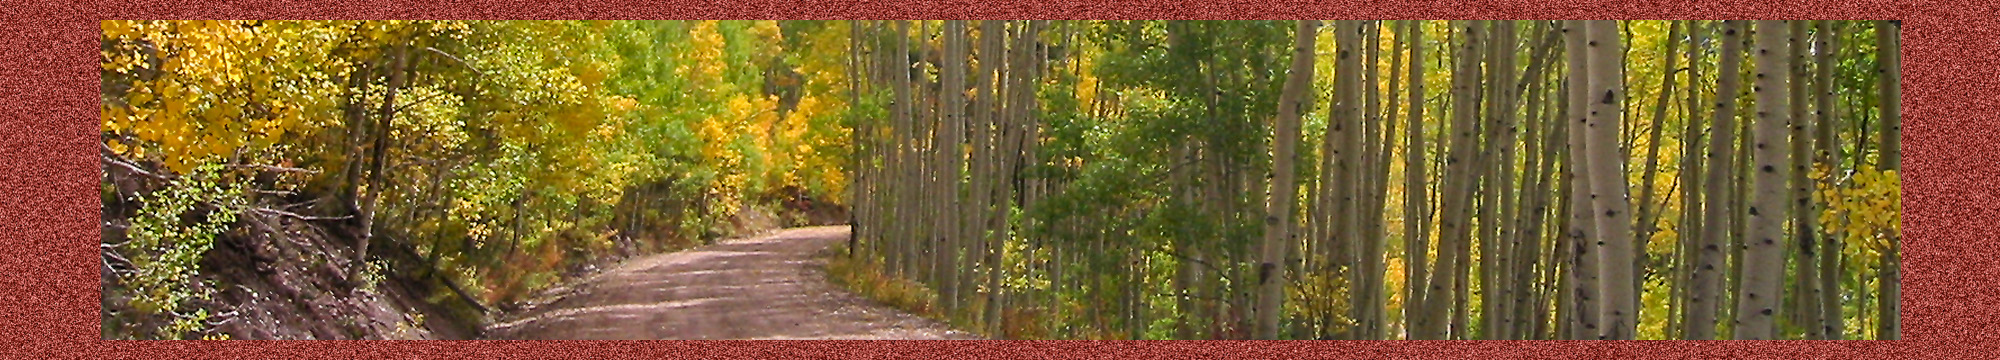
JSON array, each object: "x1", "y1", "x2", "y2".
[
  {"x1": 101, "y1": 143, "x2": 168, "y2": 181},
  {"x1": 423, "y1": 46, "x2": 484, "y2": 77},
  {"x1": 390, "y1": 90, "x2": 454, "y2": 115},
  {"x1": 252, "y1": 208, "x2": 353, "y2": 222},
  {"x1": 228, "y1": 163, "x2": 321, "y2": 174}
]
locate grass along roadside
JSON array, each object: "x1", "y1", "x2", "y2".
[
  {"x1": 821, "y1": 245, "x2": 944, "y2": 322},
  {"x1": 820, "y1": 244, "x2": 1088, "y2": 340}
]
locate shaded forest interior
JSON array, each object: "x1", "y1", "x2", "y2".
[{"x1": 100, "y1": 20, "x2": 1900, "y2": 340}]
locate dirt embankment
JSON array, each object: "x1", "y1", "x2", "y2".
[{"x1": 102, "y1": 207, "x2": 477, "y2": 340}]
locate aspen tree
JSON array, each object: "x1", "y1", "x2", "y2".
[
  {"x1": 1814, "y1": 20, "x2": 1845, "y2": 340},
  {"x1": 1689, "y1": 20, "x2": 1744, "y2": 341},
  {"x1": 1583, "y1": 20, "x2": 1638, "y2": 340},
  {"x1": 1254, "y1": 19, "x2": 1318, "y2": 341},
  {"x1": 1734, "y1": 20, "x2": 1795, "y2": 340},
  {"x1": 1560, "y1": 20, "x2": 1603, "y2": 340},
  {"x1": 1402, "y1": 20, "x2": 1433, "y2": 339},
  {"x1": 1788, "y1": 20, "x2": 1826, "y2": 339},
  {"x1": 1877, "y1": 19, "x2": 1901, "y2": 341}
]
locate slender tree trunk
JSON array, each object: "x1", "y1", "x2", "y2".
[
  {"x1": 969, "y1": 19, "x2": 1002, "y2": 325},
  {"x1": 1560, "y1": 20, "x2": 1603, "y2": 340},
  {"x1": 988, "y1": 20, "x2": 1020, "y2": 337},
  {"x1": 1786, "y1": 20, "x2": 1827, "y2": 340},
  {"x1": 353, "y1": 40, "x2": 411, "y2": 284},
  {"x1": 1876, "y1": 19, "x2": 1901, "y2": 341},
  {"x1": 1634, "y1": 23, "x2": 1683, "y2": 281},
  {"x1": 1330, "y1": 19, "x2": 1363, "y2": 339},
  {"x1": 1477, "y1": 20, "x2": 1514, "y2": 341},
  {"x1": 1814, "y1": 19, "x2": 1846, "y2": 341},
  {"x1": 1451, "y1": 21, "x2": 1487, "y2": 341},
  {"x1": 1517, "y1": 61, "x2": 1558, "y2": 339},
  {"x1": 1735, "y1": 20, "x2": 1796, "y2": 340},
  {"x1": 1254, "y1": 19, "x2": 1318, "y2": 341},
  {"x1": 1417, "y1": 20, "x2": 1481, "y2": 340},
  {"x1": 887, "y1": 20, "x2": 911, "y2": 279},
  {"x1": 937, "y1": 20, "x2": 968, "y2": 315},
  {"x1": 1508, "y1": 24, "x2": 1561, "y2": 339},
  {"x1": 1335, "y1": 20, "x2": 1379, "y2": 341},
  {"x1": 1401, "y1": 20, "x2": 1433, "y2": 340},
  {"x1": 1582, "y1": 20, "x2": 1638, "y2": 340},
  {"x1": 1671, "y1": 24, "x2": 1703, "y2": 335},
  {"x1": 848, "y1": 20, "x2": 866, "y2": 259},
  {"x1": 1360, "y1": 21, "x2": 1392, "y2": 341},
  {"x1": 1688, "y1": 20, "x2": 1743, "y2": 341}
]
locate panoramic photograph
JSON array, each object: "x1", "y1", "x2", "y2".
[{"x1": 99, "y1": 20, "x2": 1901, "y2": 340}]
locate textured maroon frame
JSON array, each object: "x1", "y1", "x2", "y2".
[{"x1": 3, "y1": 0, "x2": 1979, "y2": 357}]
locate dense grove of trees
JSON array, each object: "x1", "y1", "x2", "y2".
[
  {"x1": 847, "y1": 20, "x2": 1901, "y2": 340},
  {"x1": 100, "y1": 20, "x2": 856, "y2": 339},
  {"x1": 101, "y1": 20, "x2": 1900, "y2": 340}
]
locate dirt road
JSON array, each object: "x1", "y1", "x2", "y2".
[{"x1": 483, "y1": 226, "x2": 979, "y2": 340}]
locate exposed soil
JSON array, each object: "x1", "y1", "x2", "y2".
[
  {"x1": 102, "y1": 206, "x2": 473, "y2": 340},
  {"x1": 484, "y1": 226, "x2": 979, "y2": 340}
]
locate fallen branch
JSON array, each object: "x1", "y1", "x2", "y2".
[
  {"x1": 202, "y1": 311, "x2": 240, "y2": 327},
  {"x1": 228, "y1": 163, "x2": 321, "y2": 174},
  {"x1": 281, "y1": 198, "x2": 324, "y2": 211},
  {"x1": 250, "y1": 189, "x2": 298, "y2": 196},
  {"x1": 252, "y1": 208, "x2": 353, "y2": 222},
  {"x1": 102, "y1": 246, "x2": 136, "y2": 271},
  {"x1": 102, "y1": 252, "x2": 126, "y2": 280}
]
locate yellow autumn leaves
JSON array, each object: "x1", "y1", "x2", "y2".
[
  {"x1": 101, "y1": 20, "x2": 356, "y2": 174},
  {"x1": 1819, "y1": 164, "x2": 1901, "y2": 251}
]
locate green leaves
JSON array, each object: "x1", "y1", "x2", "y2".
[{"x1": 118, "y1": 162, "x2": 242, "y2": 339}]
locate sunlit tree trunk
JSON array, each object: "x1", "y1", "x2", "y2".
[
  {"x1": 1254, "y1": 19, "x2": 1318, "y2": 341},
  {"x1": 1735, "y1": 20, "x2": 1795, "y2": 340},
  {"x1": 1559, "y1": 20, "x2": 1602, "y2": 340},
  {"x1": 1582, "y1": 20, "x2": 1637, "y2": 340}
]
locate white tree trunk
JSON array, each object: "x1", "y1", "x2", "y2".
[{"x1": 1734, "y1": 20, "x2": 1795, "y2": 340}]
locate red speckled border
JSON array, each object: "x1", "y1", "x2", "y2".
[{"x1": 2, "y1": 1, "x2": 1978, "y2": 357}]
